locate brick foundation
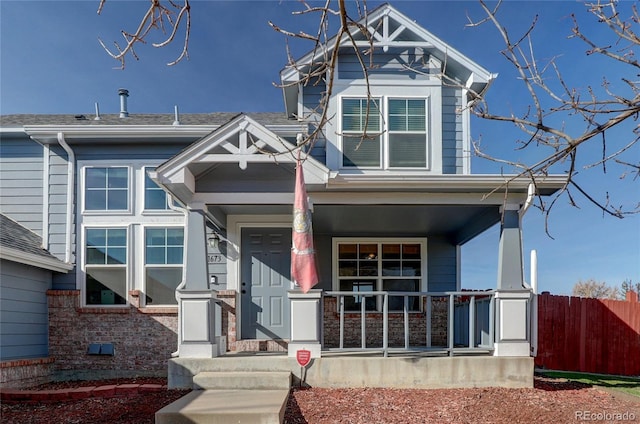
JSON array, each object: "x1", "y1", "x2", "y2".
[
  {"x1": 322, "y1": 297, "x2": 449, "y2": 348},
  {"x1": 0, "y1": 357, "x2": 55, "y2": 389},
  {"x1": 47, "y1": 290, "x2": 178, "y2": 380}
]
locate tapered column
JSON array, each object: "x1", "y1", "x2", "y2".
[
  {"x1": 497, "y1": 206, "x2": 524, "y2": 290},
  {"x1": 177, "y1": 206, "x2": 225, "y2": 358}
]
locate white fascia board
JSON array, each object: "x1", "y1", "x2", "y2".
[
  {"x1": 24, "y1": 125, "x2": 217, "y2": 142},
  {"x1": 327, "y1": 173, "x2": 567, "y2": 194},
  {"x1": 0, "y1": 247, "x2": 73, "y2": 273},
  {"x1": 0, "y1": 127, "x2": 28, "y2": 135}
]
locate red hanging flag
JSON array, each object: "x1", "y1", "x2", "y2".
[{"x1": 291, "y1": 159, "x2": 319, "y2": 293}]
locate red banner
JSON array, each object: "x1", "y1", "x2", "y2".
[{"x1": 291, "y1": 159, "x2": 319, "y2": 293}]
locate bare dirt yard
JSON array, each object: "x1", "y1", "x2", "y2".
[{"x1": 1, "y1": 375, "x2": 639, "y2": 423}]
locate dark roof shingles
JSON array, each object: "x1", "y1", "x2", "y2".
[{"x1": 0, "y1": 214, "x2": 63, "y2": 263}]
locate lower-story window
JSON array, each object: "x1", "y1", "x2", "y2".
[
  {"x1": 85, "y1": 228, "x2": 127, "y2": 305},
  {"x1": 335, "y1": 239, "x2": 425, "y2": 311},
  {"x1": 144, "y1": 227, "x2": 184, "y2": 305}
]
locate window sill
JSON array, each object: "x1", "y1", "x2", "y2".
[{"x1": 138, "y1": 306, "x2": 178, "y2": 314}]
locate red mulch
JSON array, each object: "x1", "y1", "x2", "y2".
[{"x1": 1, "y1": 376, "x2": 638, "y2": 423}]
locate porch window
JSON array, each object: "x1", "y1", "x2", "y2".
[
  {"x1": 341, "y1": 97, "x2": 428, "y2": 169},
  {"x1": 85, "y1": 228, "x2": 127, "y2": 305},
  {"x1": 84, "y1": 167, "x2": 129, "y2": 211},
  {"x1": 144, "y1": 227, "x2": 184, "y2": 305},
  {"x1": 336, "y1": 240, "x2": 424, "y2": 311},
  {"x1": 144, "y1": 168, "x2": 169, "y2": 210}
]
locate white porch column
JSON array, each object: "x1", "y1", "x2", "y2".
[
  {"x1": 177, "y1": 207, "x2": 225, "y2": 358},
  {"x1": 497, "y1": 206, "x2": 524, "y2": 290},
  {"x1": 493, "y1": 290, "x2": 532, "y2": 357},
  {"x1": 288, "y1": 289, "x2": 322, "y2": 358}
]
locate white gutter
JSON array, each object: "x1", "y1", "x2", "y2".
[
  {"x1": 42, "y1": 144, "x2": 50, "y2": 249},
  {"x1": 530, "y1": 249, "x2": 539, "y2": 357},
  {"x1": 519, "y1": 183, "x2": 536, "y2": 217},
  {"x1": 57, "y1": 132, "x2": 75, "y2": 264}
]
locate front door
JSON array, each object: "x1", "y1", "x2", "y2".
[{"x1": 240, "y1": 228, "x2": 291, "y2": 339}]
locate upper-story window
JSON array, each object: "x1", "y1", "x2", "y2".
[
  {"x1": 144, "y1": 168, "x2": 169, "y2": 210},
  {"x1": 85, "y1": 167, "x2": 129, "y2": 211},
  {"x1": 341, "y1": 97, "x2": 429, "y2": 170}
]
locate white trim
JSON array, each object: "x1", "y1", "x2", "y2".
[{"x1": 0, "y1": 247, "x2": 73, "y2": 273}]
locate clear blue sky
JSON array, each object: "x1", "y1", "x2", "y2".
[{"x1": 1, "y1": 1, "x2": 638, "y2": 295}]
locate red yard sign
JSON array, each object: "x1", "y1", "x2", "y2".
[{"x1": 296, "y1": 349, "x2": 311, "y2": 367}]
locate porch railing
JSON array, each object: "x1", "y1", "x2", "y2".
[{"x1": 322, "y1": 291, "x2": 496, "y2": 357}]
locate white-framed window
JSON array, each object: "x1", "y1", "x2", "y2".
[
  {"x1": 333, "y1": 238, "x2": 426, "y2": 311},
  {"x1": 84, "y1": 166, "x2": 130, "y2": 212},
  {"x1": 78, "y1": 160, "x2": 184, "y2": 308},
  {"x1": 144, "y1": 227, "x2": 184, "y2": 306},
  {"x1": 84, "y1": 227, "x2": 128, "y2": 305},
  {"x1": 341, "y1": 96, "x2": 429, "y2": 169},
  {"x1": 143, "y1": 167, "x2": 170, "y2": 211},
  {"x1": 341, "y1": 97, "x2": 382, "y2": 168}
]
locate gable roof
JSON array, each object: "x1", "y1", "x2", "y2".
[
  {"x1": 0, "y1": 214, "x2": 72, "y2": 273},
  {"x1": 151, "y1": 113, "x2": 329, "y2": 205},
  {"x1": 280, "y1": 3, "x2": 496, "y2": 117}
]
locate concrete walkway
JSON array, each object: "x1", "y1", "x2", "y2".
[
  {"x1": 155, "y1": 389, "x2": 290, "y2": 424},
  {"x1": 155, "y1": 370, "x2": 292, "y2": 424}
]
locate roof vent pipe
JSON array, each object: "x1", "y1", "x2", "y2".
[
  {"x1": 94, "y1": 102, "x2": 101, "y2": 120},
  {"x1": 173, "y1": 105, "x2": 180, "y2": 126},
  {"x1": 118, "y1": 88, "x2": 129, "y2": 118}
]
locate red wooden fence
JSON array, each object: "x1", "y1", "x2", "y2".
[{"x1": 535, "y1": 293, "x2": 640, "y2": 376}]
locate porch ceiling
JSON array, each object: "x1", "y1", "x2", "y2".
[{"x1": 208, "y1": 204, "x2": 499, "y2": 244}]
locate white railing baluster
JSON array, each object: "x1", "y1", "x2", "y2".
[
  {"x1": 361, "y1": 294, "x2": 366, "y2": 349},
  {"x1": 469, "y1": 295, "x2": 475, "y2": 348},
  {"x1": 403, "y1": 295, "x2": 409, "y2": 350},
  {"x1": 426, "y1": 295, "x2": 432, "y2": 348},
  {"x1": 383, "y1": 293, "x2": 388, "y2": 357},
  {"x1": 339, "y1": 295, "x2": 344, "y2": 350},
  {"x1": 448, "y1": 294, "x2": 454, "y2": 356}
]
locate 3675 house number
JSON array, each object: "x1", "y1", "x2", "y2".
[{"x1": 208, "y1": 254, "x2": 223, "y2": 263}]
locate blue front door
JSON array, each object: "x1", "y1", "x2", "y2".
[{"x1": 240, "y1": 228, "x2": 291, "y2": 339}]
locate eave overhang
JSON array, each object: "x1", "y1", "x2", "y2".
[{"x1": 0, "y1": 246, "x2": 73, "y2": 273}]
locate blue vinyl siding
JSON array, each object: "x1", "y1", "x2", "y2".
[
  {"x1": 0, "y1": 136, "x2": 44, "y2": 235},
  {"x1": 0, "y1": 260, "x2": 52, "y2": 360},
  {"x1": 427, "y1": 236, "x2": 457, "y2": 292},
  {"x1": 441, "y1": 87, "x2": 464, "y2": 174}
]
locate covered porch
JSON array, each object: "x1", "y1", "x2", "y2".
[{"x1": 149, "y1": 114, "x2": 564, "y2": 387}]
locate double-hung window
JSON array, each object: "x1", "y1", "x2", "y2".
[
  {"x1": 85, "y1": 228, "x2": 128, "y2": 305},
  {"x1": 342, "y1": 98, "x2": 382, "y2": 167},
  {"x1": 388, "y1": 98, "x2": 427, "y2": 168},
  {"x1": 335, "y1": 239, "x2": 425, "y2": 311},
  {"x1": 341, "y1": 97, "x2": 428, "y2": 169},
  {"x1": 145, "y1": 227, "x2": 184, "y2": 305},
  {"x1": 85, "y1": 167, "x2": 129, "y2": 211}
]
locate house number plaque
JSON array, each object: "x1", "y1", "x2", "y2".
[{"x1": 207, "y1": 254, "x2": 224, "y2": 264}]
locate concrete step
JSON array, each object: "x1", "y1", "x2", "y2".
[
  {"x1": 193, "y1": 371, "x2": 292, "y2": 390},
  {"x1": 155, "y1": 389, "x2": 289, "y2": 424}
]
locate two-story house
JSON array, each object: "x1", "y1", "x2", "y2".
[{"x1": 1, "y1": 4, "x2": 565, "y2": 389}]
